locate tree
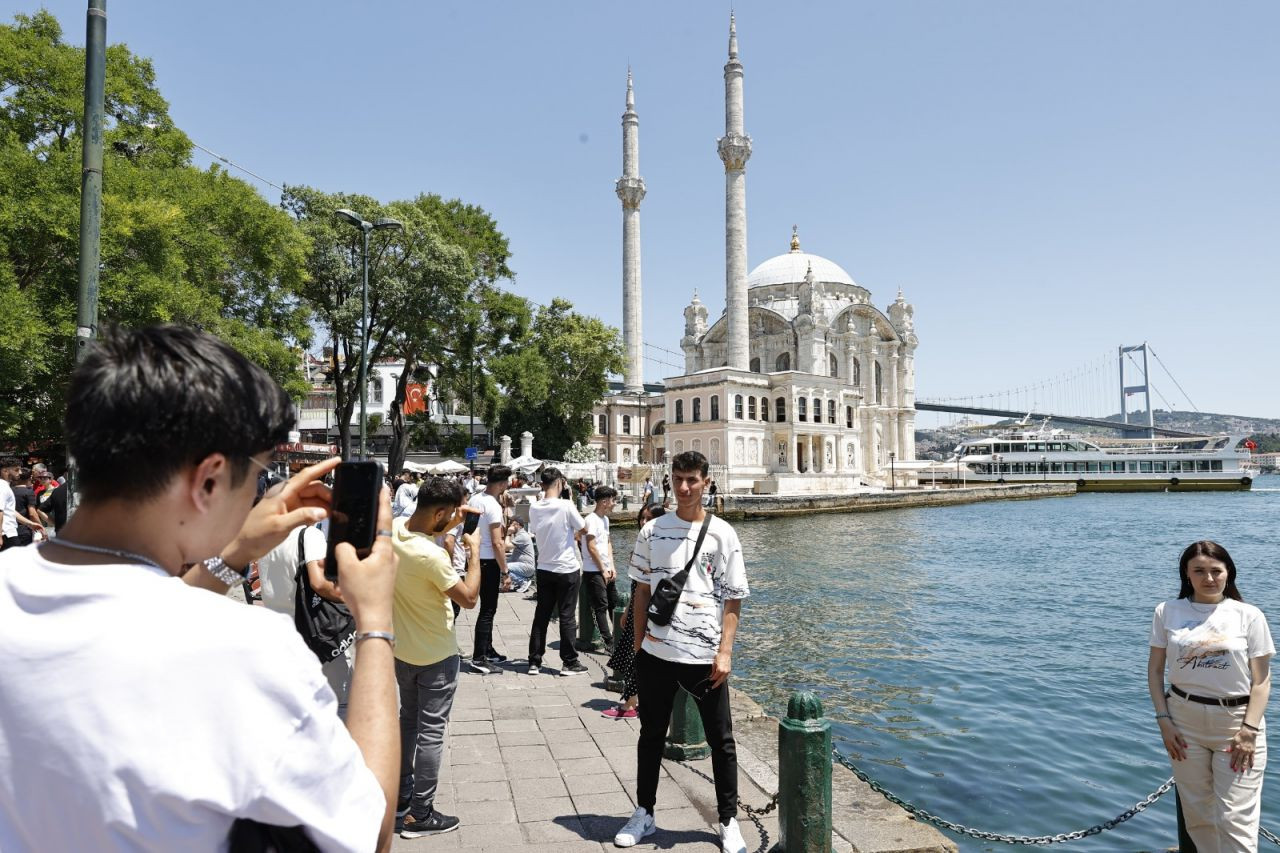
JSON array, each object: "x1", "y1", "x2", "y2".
[
  {"x1": 492, "y1": 298, "x2": 624, "y2": 460},
  {"x1": 0, "y1": 11, "x2": 311, "y2": 443}
]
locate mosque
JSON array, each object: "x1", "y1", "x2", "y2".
[{"x1": 588, "y1": 16, "x2": 918, "y2": 495}]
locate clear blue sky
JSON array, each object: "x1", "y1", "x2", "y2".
[{"x1": 16, "y1": 1, "x2": 1280, "y2": 420}]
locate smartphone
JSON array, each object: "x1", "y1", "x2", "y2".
[
  {"x1": 324, "y1": 460, "x2": 384, "y2": 582},
  {"x1": 462, "y1": 506, "x2": 481, "y2": 535}
]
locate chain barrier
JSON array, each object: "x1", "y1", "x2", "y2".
[
  {"x1": 672, "y1": 757, "x2": 778, "y2": 853},
  {"x1": 831, "y1": 749, "x2": 1174, "y2": 845},
  {"x1": 1263, "y1": 826, "x2": 1280, "y2": 846}
]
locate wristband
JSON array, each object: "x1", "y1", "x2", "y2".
[
  {"x1": 1155, "y1": 713, "x2": 1172, "y2": 721},
  {"x1": 202, "y1": 556, "x2": 247, "y2": 586},
  {"x1": 355, "y1": 631, "x2": 396, "y2": 650},
  {"x1": 1242, "y1": 721, "x2": 1260, "y2": 732}
]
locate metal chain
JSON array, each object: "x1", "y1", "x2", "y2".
[
  {"x1": 1263, "y1": 826, "x2": 1280, "y2": 846},
  {"x1": 672, "y1": 757, "x2": 779, "y2": 853},
  {"x1": 831, "y1": 749, "x2": 1174, "y2": 845}
]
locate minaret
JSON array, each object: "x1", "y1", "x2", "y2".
[
  {"x1": 718, "y1": 14, "x2": 752, "y2": 371},
  {"x1": 616, "y1": 69, "x2": 646, "y2": 393}
]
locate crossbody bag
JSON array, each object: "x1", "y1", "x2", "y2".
[{"x1": 646, "y1": 515, "x2": 712, "y2": 627}]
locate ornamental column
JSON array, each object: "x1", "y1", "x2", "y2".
[
  {"x1": 718, "y1": 14, "x2": 752, "y2": 371},
  {"x1": 616, "y1": 70, "x2": 647, "y2": 393}
]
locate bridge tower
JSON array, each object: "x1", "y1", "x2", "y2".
[{"x1": 1119, "y1": 343, "x2": 1156, "y2": 439}]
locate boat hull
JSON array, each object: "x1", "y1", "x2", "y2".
[{"x1": 924, "y1": 475, "x2": 1252, "y2": 492}]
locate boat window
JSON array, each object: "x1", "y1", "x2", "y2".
[
  {"x1": 1169, "y1": 461, "x2": 1181, "y2": 473},
  {"x1": 1212, "y1": 460, "x2": 1222, "y2": 472},
  {"x1": 1051, "y1": 463, "x2": 1063, "y2": 473},
  {"x1": 1028, "y1": 443, "x2": 1043, "y2": 452},
  {"x1": 1013, "y1": 463, "x2": 1024, "y2": 474},
  {"x1": 1140, "y1": 461, "x2": 1153, "y2": 473},
  {"x1": 1086, "y1": 462, "x2": 1099, "y2": 473},
  {"x1": 1153, "y1": 461, "x2": 1166, "y2": 473}
]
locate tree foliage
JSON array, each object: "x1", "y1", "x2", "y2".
[{"x1": 0, "y1": 11, "x2": 311, "y2": 443}]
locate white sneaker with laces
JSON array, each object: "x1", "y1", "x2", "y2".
[
  {"x1": 614, "y1": 806, "x2": 655, "y2": 847},
  {"x1": 718, "y1": 817, "x2": 747, "y2": 853}
]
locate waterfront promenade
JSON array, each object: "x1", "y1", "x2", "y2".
[{"x1": 390, "y1": 586, "x2": 955, "y2": 853}]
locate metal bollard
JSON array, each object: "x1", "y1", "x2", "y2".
[
  {"x1": 773, "y1": 691, "x2": 832, "y2": 853},
  {"x1": 605, "y1": 584, "x2": 632, "y2": 691},
  {"x1": 663, "y1": 686, "x2": 710, "y2": 760},
  {"x1": 575, "y1": 577, "x2": 603, "y2": 652}
]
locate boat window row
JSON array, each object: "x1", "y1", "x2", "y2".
[
  {"x1": 971, "y1": 441, "x2": 1095, "y2": 454},
  {"x1": 973, "y1": 460, "x2": 1223, "y2": 474}
]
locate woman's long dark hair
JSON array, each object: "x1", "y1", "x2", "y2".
[
  {"x1": 637, "y1": 504, "x2": 666, "y2": 526},
  {"x1": 1178, "y1": 540, "x2": 1243, "y2": 601}
]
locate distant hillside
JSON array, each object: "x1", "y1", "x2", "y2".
[{"x1": 916, "y1": 409, "x2": 1280, "y2": 460}]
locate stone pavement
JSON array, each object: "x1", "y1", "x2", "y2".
[{"x1": 390, "y1": 586, "x2": 781, "y2": 853}]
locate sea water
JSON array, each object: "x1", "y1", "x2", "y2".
[{"x1": 611, "y1": 475, "x2": 1280, "y2": 851}]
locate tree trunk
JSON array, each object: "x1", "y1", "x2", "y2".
[{"x1": 387, "y1": 351, "x2": 417, "y2": 476}]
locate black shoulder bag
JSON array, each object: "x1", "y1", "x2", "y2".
[
  {"x1": 293, "y1": 528, "x2": 356, "y2": 664},
  {"x1": 646, "y1": 515, "x2": 712, "y2": 627}
]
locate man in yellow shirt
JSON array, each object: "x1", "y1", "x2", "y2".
[{"x1": 391, "y1": 477, "x2": 481, "y2": 838}]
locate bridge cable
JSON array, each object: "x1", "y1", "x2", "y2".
[{"x1": 1147, "y1": 346, "x2": 1199, "y2": 413}]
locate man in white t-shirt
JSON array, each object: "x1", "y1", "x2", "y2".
[
  {"x1": 465, "y1": 464, "x2": 511, "y2": 673},
  {"x1": 258, "y1": 522, "x2": 354, "y2": 717},
  {"x1": 615, "y1": 451, "x2": 750, "y2": 853},
  {"x1": 0, "y1": 326, "x2": 400, "y2": 852},
  {"x1": 526, "y1": 467, "x2": 588, "y2": 676},
  {"x1": 578, "y1": 485, "x2": 617, "y2": 647},
  {"x1": 392, "y1": 469, "x2": 419, "y2": 518},
  {"x1": 0, "y1": 458, "x2": 19, "y2": 550}
]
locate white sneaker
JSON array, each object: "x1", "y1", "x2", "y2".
[
  {"x1": 614, "y1": 806, "x2": 655, "y2": 847},
  {"x1": 718, "y1": 817, "x2": 746, "y2": 853}
]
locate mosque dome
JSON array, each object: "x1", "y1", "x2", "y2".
[{"x1": 746, "y1": 228, "x2": 857, "y2": 289}]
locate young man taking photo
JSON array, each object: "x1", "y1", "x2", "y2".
[
  {"x1": 526, "y1": 466, "x2": 588, "y2": 676},
  {"x1": 614, "y1": 451, "x2": 750, "y2": 853},
  {"x1": 466, "y1": 464, "x2": 511, "y2": 673},
  {"x1": 391, "y1": 476, "x2": 482, "y2": 837},
  {"x1": 579, "y1": 485, "x2": 618, "y2": 647},
  {"x1": 0, "y1": 325, "x2": 400, "y2": 852}
]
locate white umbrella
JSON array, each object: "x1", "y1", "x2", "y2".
[
  {"x1": 430, "y1": 459, "x2": 469, "y2": 474},
  {"x1": 506, "y1": 454, "x2": 541, "y2": 471},
  {"x1": 402, "y1": 461, "x2": 430, "y2": 474}
]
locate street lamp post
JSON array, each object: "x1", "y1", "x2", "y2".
[
  {"x1": 889, "y1": 452, "x2": 896, "y2": 491},
  {"x1": 334, "y1": 209, "x2": 403, "y2": 459}
]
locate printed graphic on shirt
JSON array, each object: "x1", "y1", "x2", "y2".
[{"x1": 1174, "y1": 621, "x2": 1233, "y2": 672}]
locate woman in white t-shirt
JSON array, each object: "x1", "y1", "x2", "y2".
[{"x1": 1148, "y1": 540, "x2": 1274, "y2": 852}]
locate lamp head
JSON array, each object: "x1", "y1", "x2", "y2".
[
  {"x1": 373, "y1": 217, "x2": 404, "y2": 232},
  {"x1": 334, "y1": 208, "x2": 370, "y2": 230}
]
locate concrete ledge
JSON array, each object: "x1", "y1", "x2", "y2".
[{"x1": 720, "y1": 482, "x2": 1075, "y2": 520}]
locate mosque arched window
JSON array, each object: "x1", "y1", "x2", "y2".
[
  {"x1": 749, "y1": 357, "x2": 761, "y2": 374},
  {"x1": 775, "y1": 397, "x2": 786, "y2": 422},
  {"x1": 747, "y1": 396, "x2": 756, "y2": 420},
  {"x1": 797, "y1": 397, "x2": 807, "y2": 422},
  {"x1": 846, "y1": 405, "x2": 853, "y2": 428},
  {"x1": 828, "y1": 400, "x2": 836, "y2": 424},
  {"x1": 874, "y1": 361, "x2": 883, "y2": 405},
  {"x1": 851, "y1": 357, "x2": 861, "y2": 386},
  {"x1": 622, "y1": 415, "x2": 632, "y2": 435},
  {"x1": 734, "y1": 395, "x2": 744, "y2": 419},
  {"x1": 761, "y1": 396, "x2": 770, "y2": 421},
  {"x1": 829, "y1": 353, "x2": 839, "y2": 378},
  {"x1": 675, "y1": 400, "x2": 684, "y2": 424},
  {"x1": 692, "y1": 398, "x2": 702, "y2": 422},
  {"x1": 710, "y1": 395, "x2": 720, "y2": 421},
  {"x1": 813, "y1": 398, "x2": 821, "y2": 422},
  {"x1": 598, "y1": 414, "x2": 607, "y2": 434},
  {"x1": 775, "y1": 352, "x2": 790, "y2": 372}
]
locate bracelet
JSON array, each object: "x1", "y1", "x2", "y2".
[
  {"x1": 203, "y1": 556, "x2": 247, "y2": 586},
  {"x1": 355, "y1": 631, "x2": 396, "y2": 650},
  {"x1": 1155, "y1": 713, "x2": 1173, "y2": 721},
  {"x1": 1242, "y1": 721, "x2": 1260, "y2": 732}
]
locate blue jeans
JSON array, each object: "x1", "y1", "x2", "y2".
[{"x1": 395, "y1": 654, "x2": 460, "y2": 819}]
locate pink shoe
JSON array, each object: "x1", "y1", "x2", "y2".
[{"x1": 602, "y1": 706, "x2": 639, "y2": 719}]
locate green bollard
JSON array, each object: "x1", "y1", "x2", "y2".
[
  {"x1": 606, "y1": 584, "x2": 632, "y2": 691},
  {"x1": 663, "y1": 686, "x2": 710, "y2": 760},
  {"x1": 575, "y1": 575, "x2": 603, "y2": 652},
  {"x1": 772, "y1": 692, "x2": 832, "y2": 853}
]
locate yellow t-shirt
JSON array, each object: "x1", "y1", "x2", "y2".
[{"x1": 391, "y1": 518, "x2": 460, "y2": 666}]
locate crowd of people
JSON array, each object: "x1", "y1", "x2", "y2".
[{"x1": 0, "y1": 322, "x2": 1271, "y2": 853}]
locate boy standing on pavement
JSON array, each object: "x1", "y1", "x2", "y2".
[
  {"x1": 526, "y1": 466, "x2": 588, "y2": 676},
  {"x1": 466, "y1": 464, "x2": 511, "y2": 673},
  {"x1": 391, "y1": 476, "x2": 482, "y2": 838},
  {"x1": 614, "y1": 451, "x2": 750, "y2": 853},
  {"x1": 579, "y1": 485, "x2": 618, "y2": 647}
]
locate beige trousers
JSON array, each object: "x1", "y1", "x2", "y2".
[{"x1": 1168, "y1": 691, "x2": 1266, "y2": 853}]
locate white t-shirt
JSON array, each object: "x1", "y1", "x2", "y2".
[
  {"x1": 392, "y1": 482, "x2": 419, "y2": 518},
  {"x1": 467, "y1": 493, "x2": 505, "y2": 559},
  {"x1": 436, "y1": 522, "x2": 468, "y2": 576},
  {"x1": 0, "y1": 547, "x2": 384, "y2": 852},
  {"x1": 0, "y1": 479, "x2": 15, "y2": 538},
  {"x1": 258, "y1": 525, "x2": 328, "y2": 617},
  {"x1": 580, "y1": 512, "x2": 611, "y2": 573},
  {"x1": 629, "y1": 513, "x2": 750, "y2": 664},
  {"x1": 528, "y1": 498, "x2": 585, "y2": 574},
  {"x1": 1150, "y1": 597, "x2": 1276, "y2": 698}
]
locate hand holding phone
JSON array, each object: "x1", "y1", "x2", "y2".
[{"x1": 325, "y1": 461, "x2": 384, "y2": 583}]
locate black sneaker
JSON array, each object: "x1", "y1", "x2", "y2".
[
  {"x1": 468, "y1": 659, "x2": 493, "y2": 675},
  {"x1": 559, "y1": 661, "x2": 589, "y2": 677},
  {"x1": 485, "y1": 651, "x2": 507, "y2": 663},
  {"x1": 400, "y1": 809, "x2": 460, "y2": 838}
]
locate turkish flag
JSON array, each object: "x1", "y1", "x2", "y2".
[
  {"x1": 1245, "y1": 439, "x2": 1257, "y2": 451},
  {"x1": 404, "y1": 383, "x2": 427, "y2": 415}
]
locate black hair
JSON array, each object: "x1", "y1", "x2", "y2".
[
  {"x1": 0, "y1": 456, "x2": 18, "y2": 469},
  {"x1": 487, "y1": 464, "x2": 512, "y2": 483},
  {"x1": 594, "y1": 485, "x2": 617, "y2": 501},
  {"x1": 541, "y1": 466, "x2": 564, "y2": 487},
  {"x1": 670, "y1": 450, "x2": 709, "y2": 477},
  {"x1": 66, "y1": 325, "x2": 294, "y2": 503},
  {"x1": 14, "y1": 467, "x2": 32, "y2": 485},
  {"x1": 637, "y1": 503, "x2": 666, "y2": 525},
  {"x1": 1178, "y1": 540, "x2": 1243, "y2": 601},
  {"x1": 416, "y1": 476, "x2": 464, "y2": 514}
]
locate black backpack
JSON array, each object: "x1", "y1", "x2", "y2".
[{"x1": 292, "y1": 528, "x2": 355, "y2": 664}]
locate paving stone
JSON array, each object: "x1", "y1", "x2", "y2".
[
  {"x1": 503, "y1": 758, "x2": 562, "y2": 780},
  {"x1": 514, "y1": 796, "x2": 576, "y2": 824},
  {"x1": 448, "y1": 733, "x2": 498, "y2": 753},
  {"x1": 493, "y1": 717, "x2": 538, "y2": 732},
  {"x1": 501, "y1": 744, "x2": 553, "y2": 764},
  {"x1": 448, "y1": 720, "x2": 495, "y2": 736},
  {"x1": 533, "y1": 703, "x2": 580, "y2": 718},
  {"x1": 565, "y1": 771, "x2": 625, "y2": 797},
  {"x1": 448, "y1": 706, "x2": 493, "y2": 723},
  {"x1": 571, "y1": 791, "x2": 636, "y2": 819},
  {"x1": 555, "y1": 756, "x2": 613, "y2": 776},
  {"x1": 548, "y1": 739, "x2": 602, "y2": 760},
  {"x1": 511, "y1": 775, "x2": 568, "y2": 800},
  {"x1": 492, "y1": 706, "x2": 529, "y2": 721},
  {"x1": 520, "y1": 815, "x2": 591, "y2": 843},
  {"x1": 449, "y1": 799, "x2": 516, "y2": 825},
  {"x1": 497, "y1": 730, "x2": 546, "y2": 747},
  {"x1": 538, "y1": 715, "x2": 586, "y2": 731},
  {"x1": 448, "y1": 761, "x2": 509, "y2": 782},
  {"x1": 453, "y1": 780, "x2": 513, "y2": 803},
  {"x1": 455, "y1": 819, "x2": 525, "y2": 848},
  {"x1": 447, "y1": 746, "x2": 491, "y2": 766}
]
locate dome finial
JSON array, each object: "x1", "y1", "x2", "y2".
[
  {"x1": 790, "y1": 224, "x2": 800, "y2": 252},
  {"x1": 626, "y1": 67, "x2": 634, "y2": 109}
]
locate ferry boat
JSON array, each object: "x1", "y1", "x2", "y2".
[{"x1": 925, "y1": 420, "x2": 1253, "y2": 492}]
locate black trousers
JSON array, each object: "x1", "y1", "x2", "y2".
[
  {"x1": 582, "y1": 572, "x2": 617, "y2": 644},
  {"x1": 528, "y1": 569, "x2": 580, "y2": 666},
  {"x1": 635, "y1": 649, "x2": 738, "y2": 823},
  {"x1": 471, "y1": 559, "x2": 502, "y2": 661}
]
